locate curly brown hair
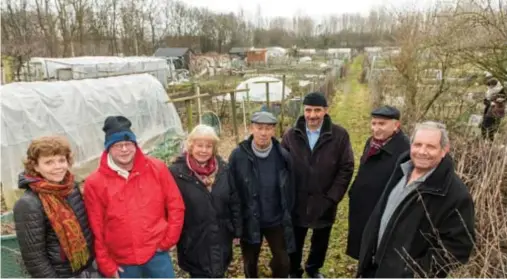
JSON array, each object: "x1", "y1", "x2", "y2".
[{"x1": 23, "y1": 136, "x2": 74, "y2": 177}]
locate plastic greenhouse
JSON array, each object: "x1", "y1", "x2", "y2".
[
  {"x1": 0, "y1": 73, "x2": 184, "y2": 209},
  {"x1": 216, "y1": 76, "x2": 292, "y2": 102},
  {"x1": 21, "y1": 56, "x2": 171, "y2": 87}
]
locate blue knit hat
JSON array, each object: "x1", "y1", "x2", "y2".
[{"x1": 102, "y1": 116, "x2": 137, "y2": 150}]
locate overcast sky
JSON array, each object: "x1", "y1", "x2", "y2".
[{"x1": 184, "y1": 0, "x2": 440, "y2": 19}]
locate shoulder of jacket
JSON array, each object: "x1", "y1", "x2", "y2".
[
  {"x1": 83, "y1": 170, "x2": 103, "y2": 187},
  {"x1": 145, "y1": 155, "x2": 166, "y2": 167},
  {"x1": 284, "y1": 127, "x2": 296, "y2": 136},
  {"x1": 229, "y1": 147, "x2": 242, "y2": 161},
  {"x1": 331, "y1": 123, "x2": 349, "y2": 135},
  {"x1": 13, "y1": 191, "x2": 42, "y2": 213},
  {"x1": 448, "y1": 174, "x2": 472, "y2": 201}
]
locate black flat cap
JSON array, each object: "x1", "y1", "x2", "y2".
[
  {"x1": 303, "y1": 92, "x2": 328, "y2": 107},
  {"x1": 251, "y1": 111, "x2": 277, "y2": 124},
  {"x1": 371, "y1": 105, "x2": 400, "y2": 120}
]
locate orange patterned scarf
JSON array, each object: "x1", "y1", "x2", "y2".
[{"x1": 28, "y1": 172, "x2": 90, "y2": 271}]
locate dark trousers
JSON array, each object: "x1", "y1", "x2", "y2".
[
  {"x1": 241, "y1": 225, "x2": 290, "y2": 278},
  {"x1": 289, "y1": 226, "x2": 332, "y2": 276},
  {"x1": 481, "y1": 116, "x2": 500, "y2": 141}
]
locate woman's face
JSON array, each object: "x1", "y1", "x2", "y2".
[
  {"x1": 191, "y1": 139, "x2": 214, "y2": 163},
  {"x1": 34, "y1": 155, "x2": 69, "y2": 183}
]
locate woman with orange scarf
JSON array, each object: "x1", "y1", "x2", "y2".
[{"x1": 13, "y1": 136, "x2": 97, "y2": 278}]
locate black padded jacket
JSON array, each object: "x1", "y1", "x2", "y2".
[{"x1": 13, "y1": 173, "x2": 95, "y2": 278}]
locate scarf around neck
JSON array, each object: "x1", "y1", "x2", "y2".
[
  {"x1": 251, "y1": 140, "x2": 273, "y2": 159},
  {"x1": 28, "y1": 172, "x2": 90, "y2": 272},
  {"x1": 366, "y1": 133, "x2": 395, "y2": 158},
  {"x1": 185, "y1": 152, "x2": 218, "y2": 189}
]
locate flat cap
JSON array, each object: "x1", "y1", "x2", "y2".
[
  {"x1": 371, "y1": 105, "x2": 400, "y2": 120},
  {"x1": 303, "y1": 92, "x2": 328, "y2": 107},
  {"x1": 251, "y1": 111, "x2": 277, "y2": 124}
]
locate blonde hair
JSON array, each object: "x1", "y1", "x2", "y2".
[{"x1": 185, "y1": 124, "x2": 220, "y2": 154}]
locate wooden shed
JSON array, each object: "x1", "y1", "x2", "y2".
[{"x1": 246, "y1": 49, "x2": 268, "y2": 65}]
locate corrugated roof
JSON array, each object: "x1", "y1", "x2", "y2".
[{"x1": 153, "y1": 48, "x2": 190, "y2": 57}]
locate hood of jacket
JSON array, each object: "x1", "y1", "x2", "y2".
[{"x1": 17, "y1": 172, "x2": 40, "y2": 190}]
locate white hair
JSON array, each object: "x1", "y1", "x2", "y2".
[
  {"x1": 184, "y1": 124, "x2": 219, "y2": 153},
  {"x1": 411, "y1": 121, "x2": 449, "y2": 148}
]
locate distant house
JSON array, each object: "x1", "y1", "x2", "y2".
[
  {"x1": 246, "y1": 49, "x2": 268, "y2": 65},
  {"x1": 229, "y1": 47, "x2": 253, "y2": 59},
  {"x1": 153, "y1": 47, "x2": 194, "y2": 69}
]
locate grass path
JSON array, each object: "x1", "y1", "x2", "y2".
[{"x1": 319, "y1": 55, "x2": 372, "y2": 277}]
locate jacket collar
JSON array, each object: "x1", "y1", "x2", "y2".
[
  {"x1": 379, "y1": 130, "x2": 408, "y2": 155},
  {"x1": 395, "y1": 151, "x2": 455, "y2": 196},
  {"x1": 239, "y1": 136, "x2": 285, "y2": 162}
]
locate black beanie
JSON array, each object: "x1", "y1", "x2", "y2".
[
  {"x1": 303, "y1": 92, "x2": 328, "y2": 107},
  {"x1": 102, "y1": 116, "x2": 137, "y2": 150}
]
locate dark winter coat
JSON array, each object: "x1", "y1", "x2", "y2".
[
  {"x1": 13, "y1": 173, "x2": 95, "y2": 278},
  {"x1": 346, "y1": 131, "x2": 410, "y2": 259},
  {"x1": 228, "y1": 137, "x2": 296, "y2": 253},
  {"x1": 281, "y1": 115, "x2": 355, "y2": 228},
  {"x1": 357, "y1": 152, "x2": 475, "y2": 278},
  {"x1": 169, "y1": 155, "x2": 241, "y2": 277}
]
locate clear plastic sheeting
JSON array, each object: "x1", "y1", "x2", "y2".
[
  {"x1": 216, "y1": 76, "x2": 292, "y2": 102},
  {"x1": 0, "y1": 73, "x2": 184, "y2": 192},
  {"x1": 24, "y1": 56, "x2": 170, "y2": 87}
]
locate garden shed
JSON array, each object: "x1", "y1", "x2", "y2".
[{"x1": 0, "y1": 73, "x2": 184, "y2": 208}]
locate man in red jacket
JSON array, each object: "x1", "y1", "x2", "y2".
[{"x1": 84, "y1": 116, "x2": 185, "y2": 278}]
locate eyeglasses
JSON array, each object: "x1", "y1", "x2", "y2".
[{"x1": 111, "y1": 142, "x2": 136, "y2": 150}]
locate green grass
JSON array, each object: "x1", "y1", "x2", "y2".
[{"x1": 319, "y1": 55, "x2": 372, "y2": 277}]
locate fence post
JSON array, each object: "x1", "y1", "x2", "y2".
[
  {"x1": 185, "y1": 99, "x2": 193, "y2": 133},
  {"x1": 245, "y1": 83, "x2": 251, "y2": 120},
  {"x1": 230, "y1": 91, "x2": 239, "y2": 144},
  {"x1": 194, "y1": 83, "x2": 202, "y2": 124},
  {"x1": 265, "y1": 82, "x2": 270, "y2": 111},
  {"x1": 280, "y1": 75, "x2": 286, "y2": 137}
]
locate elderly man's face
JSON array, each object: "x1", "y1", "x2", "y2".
[
  {"x1": 251, "y1": 123, "x2": 275, "y2": 148},
  {"x1": 304, "y1": 105, "x2": 327, "y2": 130},
  {"x1": 410, "y1": 129, "x2": 448, "y2": 171},
  {"x1": 371, "y1": 117, "x2": 400, "y2": 141}
]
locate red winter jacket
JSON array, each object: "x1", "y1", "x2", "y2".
[{"x1": 84, "y1": 149, "x2": 185, "y2": 277}]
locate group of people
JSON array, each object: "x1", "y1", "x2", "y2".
[{"x1": 13, "y1": 91, "x2": 476, "y2": 279}]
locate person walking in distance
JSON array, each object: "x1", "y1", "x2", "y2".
[
  {"x1": 229, "y1": 111, "x2": 296, "y2": 278},
  {"x1": 346, "y1": 106, "x2": 410, "y2": 260},
  {"x1": 282, "y1": 92, "x2": 355, "y2": 278},
  {"x1": 357, "y1": 121, "x2": 475, "y2": 278},
  {"x1": 84, "y1": 116, "x2": 185, "y2": 278}
]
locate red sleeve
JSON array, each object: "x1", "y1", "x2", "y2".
[
  {"x1": 157, "y1": 164, "x2": 185, "y2": 250},
  {"x1": 83, "y1": 177, "x2": 118, "y2": 277}
]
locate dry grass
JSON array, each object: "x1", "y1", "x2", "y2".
[{"x1": 449, "y1": 136, "x2": 507, "y2": 277}]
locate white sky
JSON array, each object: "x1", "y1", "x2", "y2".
[{"x1": 184, "y1": 0, "x2": 440, "y2": 19}]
